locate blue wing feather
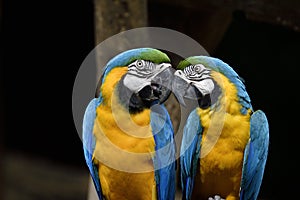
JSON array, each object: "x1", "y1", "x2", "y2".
[
  {"x1": 180, "y1": 109, "x2": 203, "y2": 200},
  {"x1": 240, "y1": 110, "x2": 269, "y2": 200},
  {"x1": 82, "y1": 98, "x2": 103, "y2": 200},
  {"x1": 150, "y1": 104, "x2": 176, "y2": 200}
]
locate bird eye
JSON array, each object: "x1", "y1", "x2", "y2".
[
  {"x1": 136, "y1": 60, "x2": 143, "y2": 69},
  {"x1": 194, "y1": 65, "x2": 202, "y2": 73}
]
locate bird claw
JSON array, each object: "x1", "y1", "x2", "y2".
[{"x1": 208, "y1": 195, "x2": 225, "y2": 200}]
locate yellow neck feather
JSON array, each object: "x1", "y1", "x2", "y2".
[
  {"x1": 100, "y1": 67, "x2": 128, "y2": 107},
  {"x1": 197, "y1": 71, "x2": 251, "y2": 155},
  {"x1": 210, "y1": 71, "x2": 243, "y2": 114},
  {"x1": 95, "y1": 67, "x2": 154, "y2": 153},
  {"x1": 194, "y1": 71, "x2": 251, "y2": 199}
]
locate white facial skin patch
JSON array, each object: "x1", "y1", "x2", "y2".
[
  {"x1": 123, "y1": 60, "x2": 171, "y2": 93},
  {"x1": 174, "y1": 64, "x2": 215, "y2": 96}
]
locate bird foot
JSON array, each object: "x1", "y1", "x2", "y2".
[{"x1": 208, "y1": 195, "x2": 225, "y2": 200}]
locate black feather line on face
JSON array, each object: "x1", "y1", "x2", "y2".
[
  {"x1": 117, "y1": 76, "x2": 145, "y2": 114},
  {"x1": 117, "y1": 75, "x2": 160, "y2": 114},
  {"x1": 183, "y1": 65, "x2": 211, "y2": 81},
  {"x1": 208, "y1": 79, "x2": 222, "y2": 108},
  {"x1": 127, "y1": 60, "x2": 157, "y2": 78}
]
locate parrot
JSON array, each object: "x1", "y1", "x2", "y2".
[
  {"x1": 82, "y1": 48, "x2": 176, "y2": 200},
  {"x1": 172, "y1": 56, "x2": 269, "y2": 200}
]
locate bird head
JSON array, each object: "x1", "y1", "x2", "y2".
[
  {"x1": 172, "y1": 56, "x2": 216, "y2": 108},
  {"x1": 99, "y1": 48, "x2": 174, "y2": 113}
]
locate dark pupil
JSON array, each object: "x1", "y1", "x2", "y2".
[{"x1": 194, "y1": 66, "x2": 200, "y2": 72}]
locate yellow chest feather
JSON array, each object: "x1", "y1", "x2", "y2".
[
  {"x1": 193, "y1": 72, "x2": 251, "y2": 199},
  {"x1": 92, "y1": 67, "x2": 156, "y2": 200}
]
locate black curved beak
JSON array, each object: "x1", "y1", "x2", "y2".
[
  {"x1": 172, "y1": 75, "x2": 188, "y2": 106},
  {"x1": 151, "y1": 67, "x2": 174, "y2": 104},
  {"x1": 172, "y1": 75, "x2": 202, "y2": 107}
]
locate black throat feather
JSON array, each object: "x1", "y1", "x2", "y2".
[
  {"x1": 117, "y1": 76, "x2": 151, "y2": 114},
  {"x1": 196, "y1": 79, "x2": 222, "y2": 109}
]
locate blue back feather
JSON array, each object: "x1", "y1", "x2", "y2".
[
  {"x1": 240, "y1": 110, "x2": 269, "y2": 200},
  {"x1": 82, "y1": 98, "x2": 103, "y2": 200},
  {"x1": 180, "y1": 109, "x2": 202, "y2": 200},
  {"x1": 150, "y1": 104, "x2": 176, "y2": 200}
]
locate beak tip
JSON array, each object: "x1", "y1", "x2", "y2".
[{"x1": 180, "y1": 101, "x2": 187, "y2": 107}]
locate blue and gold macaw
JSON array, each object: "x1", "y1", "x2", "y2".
[
  {"x1": 172, "y1": 56, "x2": 269, "y2": 200},
  {"x1": 83, "y1": 48, "x2": 176, "y2": 200}
]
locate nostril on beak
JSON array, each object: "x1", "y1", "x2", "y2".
[{"x1": 151, "y1": 83, "x2": 162, "y2": 97}]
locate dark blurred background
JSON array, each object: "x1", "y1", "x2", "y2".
[{"x1": 2, "y1": 0, "x2": 300, "y2": 199}]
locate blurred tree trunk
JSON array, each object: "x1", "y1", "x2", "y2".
[
  {"x1": 87, "y1": 177, "x2": 98, "y2": 200},
  {"x1": 93, "y1": 0, "x2": 148, "y2": 96},
  {"x1": 94, "y1": 0, "x2": 148, "y2": 45}
]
